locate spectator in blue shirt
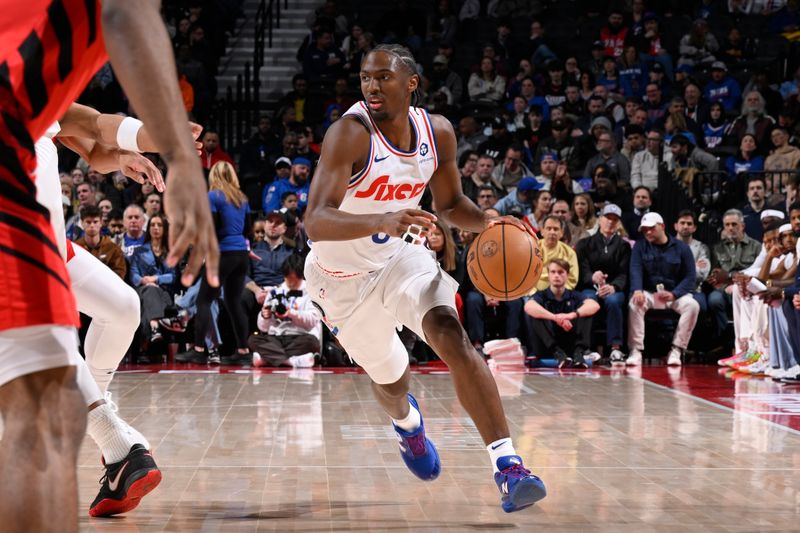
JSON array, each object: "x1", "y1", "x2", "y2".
[
  {"x1": 627, "y1": 212, "x2": 700, "y2": 366},
  {"x1": 262, "y1": 157, "x2": 312, "y2": 213},
  {"x1": 121, "y1": 204, "x2": 146, "y2": 257},
  {"x1": 725, "y1": 134, "x2": 764, "y2": 181},
  {"x1": 703, "y1": 61, "x2": 741, "y2": 113},
  {"x1": 493, "y1": 176, "x2": 542, "y2": 216}
]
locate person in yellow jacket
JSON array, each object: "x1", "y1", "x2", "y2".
[{"x1": 536, "y1": 215, "x2": 579, "y2": 291}]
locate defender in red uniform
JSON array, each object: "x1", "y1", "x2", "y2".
[{"x1": 0, "y1": 2, "x2": 219, "y2": 532}]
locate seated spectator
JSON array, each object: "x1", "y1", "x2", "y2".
[
  {"x1": 74, "y1": 205, "x2": 126, "y2": 280},
  {"x1": 534, "y1": 119, "x2": 586, "y2": 179},
  {"x1": 583, "y1": 130, "x2": 632, "y2": 186},
  {"x1": 643, "y1": 83, "x2": 668, "y2": 125},
  {"x1": 551, "y1": 199, "x2": 589, "y2": 248},
  {"x1": 467, "y1": 56, "x2": 506, "y2": 104},
  {"x1": 121, "y1": 204, "x2": 146, "y2": 257},
  {"x1": 703, "y1": 102, "x2": 729, "y2": 150},
  {"x1": 199, "y1": 129, "x2": 234, "y2": 170},
  {"x1": 66, "y1": 182, "x2": 97, "y2": 240},
  {"x1": 526, "y1": 189, "x2": 553, "y2": 230},
  {"x1": 465, "y1": 154, "x2": 505, "y2": 203},
  {"x1": 627, "y1": 212, "x2": 700, "y2": 366},
  {"x1": 106, "y1": 209, "x2": 125, "y2": 248},
  {"x1": 725, "y1": 134, "x2": 765, "y2": 180},
  {"x1": 622, "y1": 186, "x2": 653, "y2": 238},
  {"x1": 678, "y1": 18, "x2": 719, "y2": 67},
  {"x1": 128, "y1": 214, "x2": 176, "y2": 343},
  {"x1": 619, "y1": 45, "x2": 648, "y2": 98},
  {"x1": 708, "y1": 209, "x2": 762, "y2": 338},
  {"x1": 724, "y1": 91, "x2": 775, "y2": 153},
  {"x1": 474, "y1": 184, "x2": 499, "y2": 210},
  {"x1": 599, "y1": 9, "x2": 629, "y2": 59},
  {"x1": 425, "y1": 55, "x2": 463, "y2": 105},
  {"x1": 456, "y1": 117, "x2": 488, "y2": 159},
  {"x1": 249, "y1": 254, "x2": 322, "y2": 368},
  {"x1": 684, "y1": 83, "x2": 710, "y2": 125},
  {"x1": 302, "y1": 29, "x2": 345, "y2": 84},
  {"x1": 465, "y1": 290, "x2": 525, "y2": 353},
  {"x1": 590, "y1": 164, "x2": 631, "y2": 212},
  {"x1": 742, "y1": 176, "x2": 770, "y2": 240},
  {"x1": 673, "y1": 210, "x2": 711, "y2": 312},
  {"x1": 631, "y1": 129, "x2": 665, "y2": 192},
  {"x1": 541, "y1": 156, "x2": 584, "y2": 202},
  {"x1": 493, "y1": 146, "x2": 532, "y2": 190},
  {"x1": 524, "y1": 258, "x2": 601, "y2": 368},
  {"x1": 572, "y1": 193, "x2": 599, "y2": 236},
  {"x1": 765, "y1": 127, "x2": 800, "y2": 202},
  {"x1": 143, "y1": 192, "x2": 162, "y2": 221},
  {"x1": 477, "y1": 116, "x2": 514, "y2": 162},
  {"x1": 621, "y1": 124, "x2": 645, "y2": 163},
  {"x1": 598, "y1": 56, "x2": 621, "y2": 95},
  {"x1": 576, "y1": 204, "x2": 630, "y2": 362},
  {"x1": 97, "y1": 198, "x2": 112, "y2": 224},
  {"x1": 262, "y1": 157, "x2": 311, "y2": 214},
  {"x1": 536, "y1": 216, "x2": 579, "y2": 291},
  {"x1": 494, "y1": 177, "x2": 541, "y2": 217},
  {"x1": 703, "y1": 62, "x2": 741, "y2": 113},
  {"x1": 669, "y1": 134, "x2": 719, "y2": 183}
]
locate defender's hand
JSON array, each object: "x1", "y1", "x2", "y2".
[{"x1": 119, "y1": 151, "x2": 165, "y2": 192}]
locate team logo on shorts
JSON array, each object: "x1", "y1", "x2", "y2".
[
  {"x1": 420, "y1": 143, "x2": 429, "y2": 156},
  {"x1": 481, "y1": 240, "x2": 498, "y2": 257},
  {"x1": 318, "y1": 288, "x2": 326, "y2": 300}
]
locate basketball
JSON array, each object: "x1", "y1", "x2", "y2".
[{"x1": 466, "y1": 222, "x2": 543, "y2": 301}]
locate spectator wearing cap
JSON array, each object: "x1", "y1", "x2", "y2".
[
  {"x1": 621, "y1": 124, "x2": 645, "y2": 162},
  {"x1": 584, "y1": 41, "x2": 606, "y2": 79},
  {"x1": 669, "y1": 133, "x2": 718, "y2": 174},
  {"x1": 576, "y1": 203, "x2": 631, "y2": 362},
  {"x1": 524, "y1": 258, "x2": 601, "y2": 368},
  {"x1": 468, "y1": 56, "x2": 506, "y2": 104},
  {"x1": 645, "y1": 62, "x2": 673, "y2": 100},
  {"x1": 239, "y1": 114, "x2": 282, "y2": 208},
  {"x1": 465, "y1": 153, "x2": 505, "y2": 203},
  {"x1": 724, "y1": 91, "x2": 776, "y2": 154},
  {"x1": 583, "y1": 129, "x2": 631, "y2": 186},
  {"x1": 426, "y1": 54, "x2": 463, "y2": 105},
  {"x1": 199, "y1": 129, "x2": 235, "y2": 170},
  {"x1": 535, "y1": 118, "x2": 586, "y2": 179},
  {"x1": 703, "y1": 62, "x2": 741, "y2": 113},
  {"x1": 263, "y1": 157, "x2": 312, "y2": 214},
  {"x1": 674, "y1": 64, "x2": 694, "y2": 88},
  {"x1": 493, "y1": 176, "x2": 541, "y2": 216},
  {"x1": 678, "y1": 18, "x2": 719, "y2": 68},
  {"x1": 631, "y1": 129, "x2": 667, "y2": 192},
  {"x1": 536, "y1": 215, "x2": 579, "y2": 291},
  {"x1": 622, "y1": 185, "x2": 653, "y2": 238},
  {"x1": 477, "y1": 116, "x2": 513, "y2": 162},
  {"x1": 627, "y1": 212, "x2": 700, "y2": 366},
  {"x1": 493, "y1": 145, "x2": 532, "y2": 190}
]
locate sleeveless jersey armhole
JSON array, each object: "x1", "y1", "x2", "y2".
[{"x1": 348, "y1": 115, "x2": 372, "y2": 178}]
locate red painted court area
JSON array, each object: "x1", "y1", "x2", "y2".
[{"x1": 117, "y1": 361, "x2": 800, "y2": 433}]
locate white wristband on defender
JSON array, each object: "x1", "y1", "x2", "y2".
[{"x1": 116, "y1": 116, "x2": 143, "y2": 152}]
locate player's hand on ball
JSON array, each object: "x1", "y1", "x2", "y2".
[
  {"x1": 119, "y1": 151, "x2": 165, "y2": 192},
  {"x1": 379, "y1": 209, "x2": 437, "y2": 237},
  {"x1": 487, "y1": 215, "x2": 538, "y2": 241}
]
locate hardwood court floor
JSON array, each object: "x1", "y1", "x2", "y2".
[{"x1": 77, "y1": 366, "x2": 800, "y2": 532}]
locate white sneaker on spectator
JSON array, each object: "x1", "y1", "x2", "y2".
[
  {"x1": 626, "y1": 350, "x2": 642, "y2": 366},
  {"x1": 785, "y1": 365, "x2": 800, "y2": 378},
  {"x1": 587, "y1": 351, "x2": 601, "y2": 363},
  {"x1": 289, "y1": 352, "x2": 316, "y2": 368},
  {"x1": 609, "y1": 349, "x2": 625, "y2": 365},
  {"x1": 252, "y1": 352, "x2": 263, "y2": 368},
  {"x1": 765, "y1": 366, "x2": 781, "y2": 378},
  {"x1": 666, "y1": 347, "x2": 682, "y2": 366}
]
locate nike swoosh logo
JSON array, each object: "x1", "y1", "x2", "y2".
[
  {"x1": 374, "y1": 155, "x2": 390, "y2": 163},
  {"x1": 491, "y1": 442, "x2": 506, "y2": 450},
  {"x1": 108, "y1": 461, "x2": 129, "y2": 492}
]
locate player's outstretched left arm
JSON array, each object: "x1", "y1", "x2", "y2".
[
  {"x1": 427, "y1": 114, "x2": 534, "y2": 237},
  {"x1": 58, "y1": 136, "x2": 163, "y2": 188}
]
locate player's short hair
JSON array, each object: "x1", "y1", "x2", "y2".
[
  {"x1": 80, "y1": 205, "x2": 102, "y2": 220},
  {"x1": 281, "y1": 253, "x2": 305, "y2": 278},
  {"x1": 548, "y1": 258, "x2": 571, "y2": 273},
  {"x1": 370, "y1": 44, "x2": 421, "y2": 105}
]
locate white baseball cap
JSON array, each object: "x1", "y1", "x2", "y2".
[
  {"x1": 638, "y1": 212, "x2": 664, "y2": 230},
  {"x1": 779, "y1": 223, "x2": 793, "y2": 234}
]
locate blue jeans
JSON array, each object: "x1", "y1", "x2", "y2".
[
  {"x1": 581, "y1": 289, "x2": 625, "y2": 347},
  {"x1": 782, "y1": 299, "x2": 800, "y2": 367},
  {"x1": 707, "y1": 288, "x2": 730, "y2": 337},
  {"x1": 465, "y1": 291, "x2": 523, "y2": 343},
  {"x1": 692, "y1": 291, "x2": 708, "y2": 314},
  {"x1": 176, "y1": 280, "x2": 221, "y2": 349}
]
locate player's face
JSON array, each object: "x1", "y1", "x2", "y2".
[
  {"x1": 83, "y1": 217, "x2": 102, "y2": 238},
  {"x1": 790, "y1": 210, "x2": 800, "y2": 232},
  {"x1": 547, "y1": 264, "x2": 567, "y2": 288},
  {"x1": 781, "y1": 231, "x2": 796, "y2": 252},
  {"x1": 763, "y1": 230, "x2": 779, "y2": 250},
  {"x1": 360, "y1": 51, "x2": 418, "y2": 121}
]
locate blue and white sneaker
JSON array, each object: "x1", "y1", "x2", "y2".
[
  {"x1": 392, "y1": 394, "x2": 441, "y2": 481},
  {"x1": 494, "y1": 455, "x2": 546, "y2": 512}
]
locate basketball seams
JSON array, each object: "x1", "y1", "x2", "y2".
[
  {"x1": 468, "y1": 222, "x2": 541, "y2": 300},
  {"x1": 501, "y1": 223, "x2": 509, "y2": 300},
  {"x1": 473, "y1": 230, "x2": 505, "y2": 296}
]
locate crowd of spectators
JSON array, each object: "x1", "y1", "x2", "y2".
[{"x1": 58, "y1": 1, "x2": 800, "y2": 377}]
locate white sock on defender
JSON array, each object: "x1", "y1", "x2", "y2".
[
  {"x1": 392, "y1": 401, "x2": 422, "y2": 432},
  {"x1": 487, "y1": 438, "x2": 517, "y2": 472},
  {"x1": 87, "y1": 402, "x2": 151, "y2": 464}
]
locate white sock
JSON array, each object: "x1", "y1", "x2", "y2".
[
  {"x1": 89, "y1": 365, "x2": 116, "y2": 394},
  {"x1": 392, "y1": 401, "x2": 421, "y2": 432},
  {"x1": 487, "y1": 438, "x2": 517, "y2": 473},
  {"x1": 87, "y1": 403, "x2": 151, "y2": 464}
]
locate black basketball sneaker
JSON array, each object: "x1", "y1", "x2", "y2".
[{"x1": 89, "y1": 444, "x2": 162, "y2": 517}]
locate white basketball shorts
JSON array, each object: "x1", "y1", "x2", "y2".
[
  {"x1": 305, "y1": 244, "x2": 458, "y2": 384},
  {"x1": 0, "y1": 325, "x2": 80, "y2": 388}
]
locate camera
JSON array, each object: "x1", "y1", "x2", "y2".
[{"x1": 266, "y1": 288, "x2": 304, "y2": 317}]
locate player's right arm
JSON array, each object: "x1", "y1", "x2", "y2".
[{"x1": 304, "y1": 118, "x2": 436, "y2": 242}]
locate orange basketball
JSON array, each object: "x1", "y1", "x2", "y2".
[{"x1": 466, "y1": 222, "x2": 543, "y2": 301}]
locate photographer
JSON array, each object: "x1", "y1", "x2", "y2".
[{"x1": 249, "y1": 254, "x2": 322, "y2": 368}]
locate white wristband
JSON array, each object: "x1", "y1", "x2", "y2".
[{"x1": 116, "y1": 116, "x2": 143, "y2": 152}]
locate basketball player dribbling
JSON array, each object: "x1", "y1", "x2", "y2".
[
  {"x1": 0, "y1": 2, "x2": 218, "y2": 532},
  {"x1": 304, "y1": 44, "x2": 547, "y2": 513}
]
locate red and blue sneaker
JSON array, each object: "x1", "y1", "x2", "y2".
[
  {"x1": 494, "y1": 455, "x2": 546, "y2": 512},
  {"x1": 392, "y1": 394, "x2": 441, "y2": 481},
  {"x1": 89, "y1": 444, "x2": 161, "y2": 517}
]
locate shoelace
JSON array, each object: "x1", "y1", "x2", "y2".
[
  {"x1": 501, "y1": 463, "x2": 532, "y2": 479},
  {"x1": 405, "y1": 433, "x2": 427, "y2": 456}
]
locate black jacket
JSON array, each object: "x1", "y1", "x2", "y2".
[{"x1": 575, "y1": 232, "x2": 631, "y2": 292}]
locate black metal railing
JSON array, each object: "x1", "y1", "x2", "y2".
[{"x1": 213, "y1": 0, "x2": 289, "y2": 154}]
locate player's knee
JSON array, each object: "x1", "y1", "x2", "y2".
[
  {"x1": 422, "y1": 307, "x2": 468, "y2": 350},
  {"x1": 119, "y1": 285, "x2": 141, "y2": 331}
]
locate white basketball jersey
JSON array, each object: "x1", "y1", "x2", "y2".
[
  {"x1": 311, "y1": 102, "x2": 439, "y2": 275},
  {"x1": 35, "y1": 121, "x2": 68, "y2": 260}
]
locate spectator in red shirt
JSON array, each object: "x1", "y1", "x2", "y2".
[
  {"x1": 199, "y1": 129, "x2": 234, "y2": 170},
  {"x1": 599, "y1": 9, "x2": 630, "y2": 59}
]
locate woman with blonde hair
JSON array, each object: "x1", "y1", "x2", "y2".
[
  {"x1": 571, "y1": 193, "x2": 598, "y2": 235},
  {"x1": 176, "y1": 161, "x2": 252, "y2": 364}
]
